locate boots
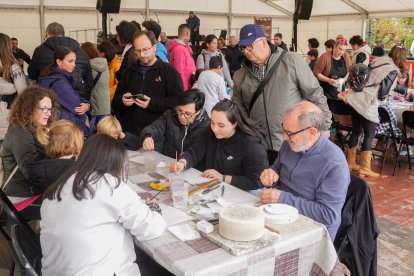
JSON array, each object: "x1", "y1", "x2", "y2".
[
  {"x1": 347, "y1": 146, "x2": 360, "y2": 171},
  {"x1": 359, "y1": 151, "x2": 380, "y2": 177}
]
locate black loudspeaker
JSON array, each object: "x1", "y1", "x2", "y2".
[
  {"x1": 219, "y1": 30, "x2": 227, "y2": 40},
  {"x1": 96, "y1": 0, "x2": 121, "y2": 13},
  {"x1": 294, "y1": 0, "x2": 313, "y2": 20}
]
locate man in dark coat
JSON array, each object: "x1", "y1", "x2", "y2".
[
  {"x1": 11, "y1": 37, "x2": 31, "y2": 66},
  {"x1": 226, "y1": 36, "x2": 243, "y2": 77},
  {"x1": 186, "y1": 11, "x2": 200, "y2": 47},
  {"x1": 28, "y1": 22, "x2": 93, "y2": 100},
  {"x1": 112, "y1": 30, "x2": 184, "y2": 137}
]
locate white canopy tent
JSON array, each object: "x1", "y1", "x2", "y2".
[{"x1": 0, "y1": 0, "x2": 413, "y2": 56}]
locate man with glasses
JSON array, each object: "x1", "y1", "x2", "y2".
[
  {"x1": 232, "y1": 24, "x2": 331, "y2": 160},
  {"x1": 259, "y1": 101, "x2": 349, "y2": 240},
  {"x1": 112, "y1": 30, "x2": 183, "y2": 138}
]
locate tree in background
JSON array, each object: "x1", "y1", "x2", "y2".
[{"x1": 367, "y1": 18, "x2": 414, "y2": 53}]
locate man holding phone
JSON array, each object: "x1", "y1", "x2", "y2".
[{"x1": 112, "y1": 30, "x2": 183, "y2": 137}]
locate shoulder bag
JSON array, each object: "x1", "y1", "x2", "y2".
[{"x1": 248, "y1": 50, "x2": 286, "y2": 164}]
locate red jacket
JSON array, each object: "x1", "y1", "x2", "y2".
[{"x1": 167, "y1": 39, "x2": 196, "y2": 91}]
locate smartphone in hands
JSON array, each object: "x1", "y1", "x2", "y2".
[{"x1": 124, "y1": 94, "x2": 146, "y2": 100}]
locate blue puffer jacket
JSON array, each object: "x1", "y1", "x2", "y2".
[{"x1": 38, "y1": 68, "x2": 89, "y2": 135}]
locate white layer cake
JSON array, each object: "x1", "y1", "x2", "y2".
[{"x1": 219, "y1": 205, "x2": 265, "y2": 241}]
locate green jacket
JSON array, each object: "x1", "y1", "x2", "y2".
[
  {"x1": 232, "y1": 44, "x2": 331, "y2": 151},
  {"x1": 2, "y1": 125, "x2": 47, "y2": 197}
]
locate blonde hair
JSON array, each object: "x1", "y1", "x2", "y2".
[
  {"x1": 96, "y1": 116, "x2": 122, "y2": 138},
  {"x1": 37, "y1": 120, "x2": 84, "y2": 159}
]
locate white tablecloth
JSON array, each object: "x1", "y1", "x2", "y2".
[{"x1": 127, "y1": 150, "x2": 342, "y2": 276}]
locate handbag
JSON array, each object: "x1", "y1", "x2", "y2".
[
  {"x1": 248, "y1": 50, "x2": 286, "y2": 164},
  {"x1": 0, "y1": 100, "x2": 10, "y2": 140}
]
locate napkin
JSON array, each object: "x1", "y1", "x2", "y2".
[{"x1": 168, "y1": 224, "x2": 200, "y2": 241}]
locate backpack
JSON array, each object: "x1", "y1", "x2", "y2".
[{"x1": 348, "y1": 63, "x2": 398, "y2": 100}]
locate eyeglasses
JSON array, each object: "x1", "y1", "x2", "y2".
[
  {"x1": 281, "y1": 123, "x2": 312, "y2": 139},
  {"x1": 135, "y1": 46, "x2": 153, "y2": 55},
  {"x1": 175, "y1": 108, "x2": 196, "y2": 119},
  {"x1": 239, "y1": 39, "x2": 262, "y2": 52},
  {"x1": 38, "y1": 107, "x2": 54, "y2": 114}
]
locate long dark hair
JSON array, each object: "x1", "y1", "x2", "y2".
[
  {"x1": 40, "y1": 46, "x2": 74, "y2": 77},
  {"x1": 43, "y1": 134, "x2": 128, "y2": 201},
  {"x1": 212, "y1": 99, "x2": 265, "y2": 143},
  {"x1": 389, "y1": 45, "x2": 407, "y2": 74}
]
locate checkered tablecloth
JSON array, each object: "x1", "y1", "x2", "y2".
[{"x1": 127, "y1": 150, "x2": 342, "y2": 276}]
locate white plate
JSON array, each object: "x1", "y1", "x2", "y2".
[{"x1": 259, "y1": 204, "x2": 298, "y2": 224}]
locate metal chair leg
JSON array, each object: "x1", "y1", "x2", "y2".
[{"x1": 392, "y1": 142, "x2": 403, "y2": 176}]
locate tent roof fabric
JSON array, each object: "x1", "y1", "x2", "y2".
[{"x1": 265, "y1": 0, "x2": 414, "y2": 17}]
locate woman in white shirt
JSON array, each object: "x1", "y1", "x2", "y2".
[{"x1": 40, "y1": 134, "x2": 166, "y2": 276}]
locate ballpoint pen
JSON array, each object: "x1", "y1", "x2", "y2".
[
  {"x1": 221, "y1": 185, "x2": 225, "y2": 197},
  {"x1": 150, "y1": 190, "x2": 163, "y2": 200}
]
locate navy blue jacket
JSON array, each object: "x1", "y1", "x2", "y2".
[{"x1": 38, "y1": 68, "x2": 89, "y2": 135}]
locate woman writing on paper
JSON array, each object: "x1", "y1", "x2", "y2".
[{"x1": 170, "y1": 99, "x2": 268, "y2": 191}]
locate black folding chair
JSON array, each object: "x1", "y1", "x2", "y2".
[
  {"x1": 327, "y1": 99, "x2": 352, "y2": 151},
  {"x1": 372, "y1": 107, "x2": 401, "y2": 174},
  {"x1": 9, "y1": 224, "x2": 41, "y2": 276},
  {"x1": 392, "y1": 110, "x2": 414, "y2": 175},
  {"x1": 0, "y1": 189, "x2": 41, "y2": 275}
]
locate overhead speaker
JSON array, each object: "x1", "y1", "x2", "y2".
[
  {"x1": 219, "y1": 30, "x2": 227, "y2": 40},
  {"x1": 294, "y1": 0, "x2": 313, "y2": 20},
  {"x1": 96, "y1": 0, "x2": 121, "y2": 14}
]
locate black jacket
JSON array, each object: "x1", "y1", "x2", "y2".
[
  {"x1": 140, "y1": 109, "x2": 210, "y2": 158},
  {"x1": 13, "y1": 48, "x2": 31, "y2": 65},
  {"x1": 115, "y1": 46, "x2": 133, "y2": 82},
  {"x1": 334, "y1": 174, "x2": 380, "y2": 276},
  {"x1": 28, "y1": 158, "x2": 75, "y2": 194},
  {"x1": 226, "y1": 45, "x2": 243, "y2": 73},
  {"x1": 181, "y1": 129, "x2": 268, "y2": 191},
  {"x1": 28, "y1": 36, "x2": 93, "y2": 100},
  {"x1": 112, "y1": 58, "x2": 184, "y2": 137}
]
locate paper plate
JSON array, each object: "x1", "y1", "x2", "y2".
[{"x1": 259, "y1": 204, "x2": 298, "y2": 224}]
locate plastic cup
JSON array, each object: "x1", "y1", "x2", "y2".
[
  {"x1": 168, "y1": 174, "x2": 188, "y2": 210},
  {"x1": 144, "y1": 151, "x2": 156, "y2": 173}
]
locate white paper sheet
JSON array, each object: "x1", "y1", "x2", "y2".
[
  {"x1": 159, "y1": 203, "x2": 194, "y2": 227},
  {"x1": 130, "y1": 155, "x2": 145, "y2": 164},
  {"x1": 168, "y1": 224, "x2": 200, "y2": 241},
  {"x1": 129, "y1": 174, "x2": 156, "y2": 184},
  {"x1": 180, "y1": 168, "x2": 213, "y2": 185}
]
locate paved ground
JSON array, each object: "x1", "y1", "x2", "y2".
[{"x1": 0, "y1": 154, "x2": 413, "y2": 275}]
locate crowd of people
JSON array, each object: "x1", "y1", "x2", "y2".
[{"x1": 0, "y1": 11, "x2": 413, "y2": 275}]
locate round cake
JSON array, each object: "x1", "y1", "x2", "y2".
[{"x1": 219, "y1": 205, "x2": 265, "y2": 241}]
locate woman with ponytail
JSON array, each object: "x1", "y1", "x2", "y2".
[
  {"x1": 170, "y1": 99, "x2": 268, "y2": 191},
  {"x1": 38, "y1": 46, "x2": 90, "y2": 136}
]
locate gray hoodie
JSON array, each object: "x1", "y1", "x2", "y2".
[
  {"x1": 90, "y1": 57, "x2": 110, "y2": 116},
  {"x1": 196, "y1": 49, "x2": 233, "y2": 87},
  {"x1": 352, "y1": 44, "x2": 372, "y2": 66}
]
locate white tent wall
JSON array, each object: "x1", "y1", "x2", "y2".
[{"x1": 0, "y1": 0, "x2": 411, "y2": 59}]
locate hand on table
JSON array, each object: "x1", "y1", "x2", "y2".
[
  {"x1": 201, "y1": 169, "x2": 222, "y2": 180},
  {"x1": 143, "y1": 137, "x2": 155, "y2": 150},
  {"x1": 259, "y1": 189, "x2": 282, "y2": 204},
  {"x1": 169, "y1": 159, "x2": 186, "y2": 174},
  {"x1": 260, "y1": 168, "x2": 279, "y2": 187}
]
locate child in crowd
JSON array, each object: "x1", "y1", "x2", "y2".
[
  {"x1": 196, "y1": 56, "x2": 230, "y2": 117},
  {"x1": 307, "y1": 49, "x2": 318, "y2": 71},
  {"x1": 394, "y1": 71, "x2": 414, "y2": 102},
  {"x1": 96, "y1": 115, "x2": 140, "y2": 150}
]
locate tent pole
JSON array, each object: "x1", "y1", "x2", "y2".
[
  {"x1": 227, "y1": 0, "x2": 232, "y2": 40},
  {"x1": 39, "y1": 0, "x2": 45, "y2": 43}
]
